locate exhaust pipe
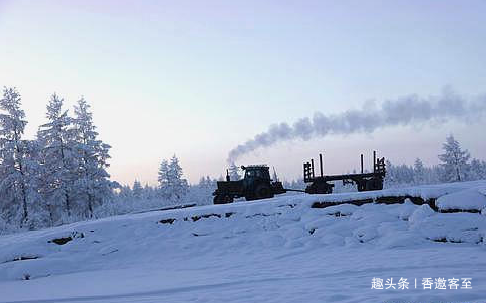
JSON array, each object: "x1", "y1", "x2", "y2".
[{"x1": 373, "y1": 151, "x2": 376, "y2": 173}]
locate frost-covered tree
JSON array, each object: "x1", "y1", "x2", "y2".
[
  {"x1": 143, "y1": 183, "x2": 157, "y2": 200},
  {"x1": 413, "y1": 158, "x2": 425, "y2": 184},
  {"x1": 468, "y1": 158, "x2": 486, "y2": 180},
  {"x1": 385, "y1": 160, "x2": 414, "y2": 186},
  {"x1": 157, "y1": 159, "x2": 169, "y2": 195},
  {"x1": 37, "y1": 93, "x2": 75, "y2": 222},
  {"x1": 0, "y1": 87, "x2": 28, "y2": 224},
  {"x1": 438, "y1": 135, "x2": 470, "y2": 182},
  {"x1": 71, "y1": 97, "x2": 112, "y2": 218},
  {"x1": 182, "y1": 175, "x2": 216, "y2": 205},
  {"x1": 22, "y1": 140, "x2": 49, "y2": 229},
  {"x1": 228, "y1": 163, "x2": 241, "y2": 181},
  {"x1": 198, "y1": 176, "x2": 215, "y2": 189},
  {"x1": 158, "y1": 155, "x2": 189, "y2": 201},
  {"x1": 132, "y1": 180, "x2": 143, "y2": 199},
  {"x1": 0, "y1": 87, "x2": 34, "y2": 227},
  {"x1": 168, "y1": 155, "x2": 189, "y2": 199},
  {"x1": 283, "y1": 178, "x2": 306, "y2": 190},
  {"x1": 385, "y1": 159, "x2": 443, "y2": 187},
  {"x1": 118, "y1": 185, "x2": 133, "y2": 199}
]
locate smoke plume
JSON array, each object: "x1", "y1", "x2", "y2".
[{"x1": 227, "y1": 87, "x2": 486, "y2": 163}]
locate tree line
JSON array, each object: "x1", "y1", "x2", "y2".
[
  {"x1": 1, "y1": 86, "x2": 485, "y2": 233},
  {"x1": 113, "y1": 134, "x2": 486, "y2": 207},
  {"x1": 385, "y1": 135, "x2": 486, "y2": 187}
]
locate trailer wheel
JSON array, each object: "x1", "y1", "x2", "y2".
[{"x1": 365, "y1": 178, "x2": 383, "y2": 191}]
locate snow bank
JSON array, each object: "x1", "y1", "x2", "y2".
[
  {"x1": 436, "y1": 186, "x2": 486, "y2": 212},
  {"x1": 1, "y1": 182, "x2": 486, "y2": 282}
]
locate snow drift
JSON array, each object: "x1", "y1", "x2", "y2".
[{"x1": 0, "y1": 180, "x2": 485, "y2": 303}]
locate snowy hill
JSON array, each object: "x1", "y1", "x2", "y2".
[{"x1": 1, "y1": 181, "x2": 486, "y2": 303}]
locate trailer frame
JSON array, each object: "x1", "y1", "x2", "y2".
[{"x1": 303, "y1": 151, "x2": 386, "y2": 194}]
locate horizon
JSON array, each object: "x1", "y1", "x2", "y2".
[{"x1": 1, "y1": 0, "x2": 485, "y2": 186}]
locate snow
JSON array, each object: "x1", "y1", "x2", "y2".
[
  {"x1": 283, "y1": 180, "x2": 486, "y2": 206},
  {"x1": 1, "y1": 180, "x2": 486, "y2": 303},
  {"x1": 436, "y1": 185, "x2": 486, "y2": 211}
]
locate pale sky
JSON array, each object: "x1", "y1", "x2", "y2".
[{"x1": 1, "y1": 0, "x2": 485, "y2": 186}]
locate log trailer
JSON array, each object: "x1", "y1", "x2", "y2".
[
  {"x1": 213, "y1": 151, "x2": 386, "y2": 204},
  {"x1": 303, "y1": 151, "x2": 386, "y2": 194}
]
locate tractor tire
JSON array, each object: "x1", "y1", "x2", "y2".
[
  {"x1": 224, "y1": 195, "x2": 234, "y2": 204},
  {"x1": 255, "y1": 184, "x2": 274, "y2": 200},
  {"x1": 213, "y1": 195, "x2": 223, "y2": 204},
  {"x1": 213, "y1": 195, "x2": 234, "y2": 204},
  {"x1": 245, "y1": 194, "x2": 255, "y2": 201}
]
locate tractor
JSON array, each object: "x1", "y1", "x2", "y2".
[{"x1": 213, "y1": 165, "x2": 286, "y2": 204}]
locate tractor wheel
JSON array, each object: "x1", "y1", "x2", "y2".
[
  {"x1": 255, "y1": 185, "x2": 274, "y2": 200},
  {"x1": 214, "y1": 195, "x2": 234, "y2": 204},
  {"x1": 223, "y1": 195, "x2": 234, "y2": 204},
  {"x1": 245, "y1": 194, "x2": 255, "y2": 201},
  {"x1": 213, "y1": 195, "x2": 223, "y2": 204}
]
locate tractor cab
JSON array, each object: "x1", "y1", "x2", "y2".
[{"x1": 242, "y1": 165, "x2": 271, "y2": 181}]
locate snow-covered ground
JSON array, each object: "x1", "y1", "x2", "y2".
[{"x1": 1, "y1": 180, "x2": 486, "y2": 303}]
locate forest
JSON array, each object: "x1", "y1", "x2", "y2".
[{"x1": 1, "y1": 87, "x2": 485, "y2": 234}]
